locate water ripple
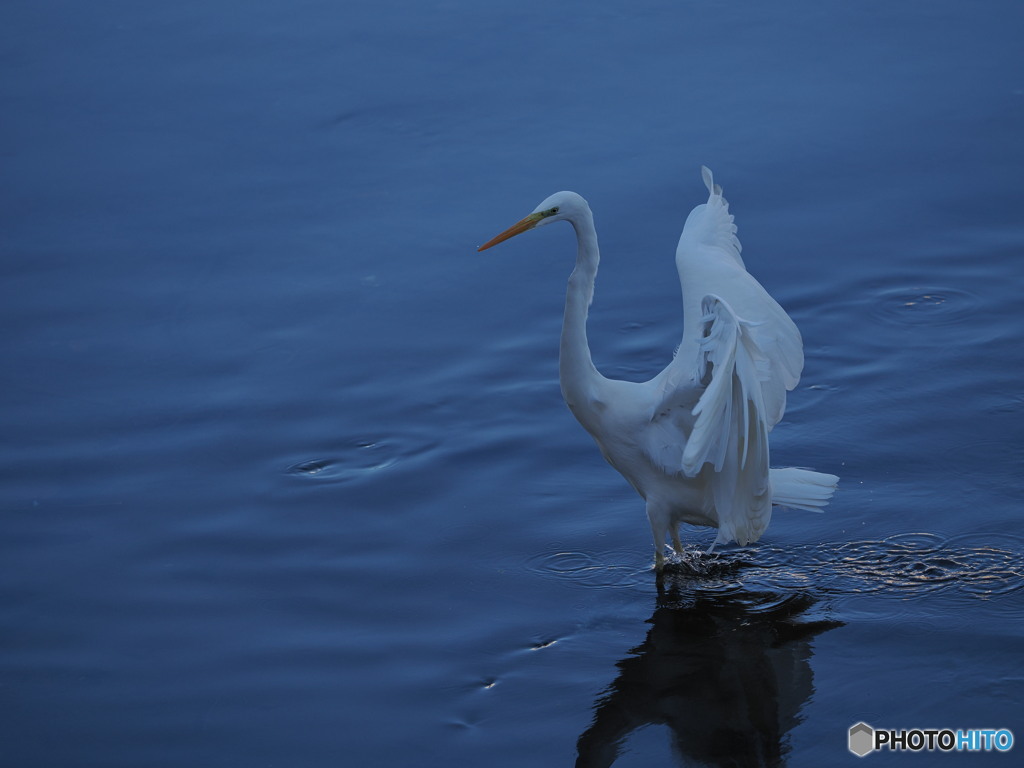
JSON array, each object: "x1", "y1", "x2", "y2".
[
  {"x1": 870, "y1": 286, "x2": 980, "y2": 329},
  {"x1": 285, "y1": 436, "x2": 436, "y2": 483},
  {"x1": 526, "y1": 532, "x2": 1024, "y2": 607},
  {"x1": 797, "y1": 533, "x2": 1024, "y2": 601},
  {"x1": 524, "y1": 550, "x2": 652, "y2": 589}
]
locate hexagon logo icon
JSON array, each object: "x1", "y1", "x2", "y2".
[{"x1": 849, "y1": 722, "x2": 875, "y2": 757}]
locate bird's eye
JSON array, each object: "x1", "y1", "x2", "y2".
[{"x1": 550, "y1": 206, "x2": 559, "y2": 215}]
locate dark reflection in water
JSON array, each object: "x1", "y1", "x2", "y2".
[{"x1": 575, "y1": 578, "x2": 842, "y2": 768}]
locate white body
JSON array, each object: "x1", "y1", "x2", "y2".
[{"x1": 484, "y1": 168, "x2": 838, "y2": 569}]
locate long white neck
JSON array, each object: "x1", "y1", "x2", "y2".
[{"x1": 559, "y1": 207, "x2": 603, "y2": 412}]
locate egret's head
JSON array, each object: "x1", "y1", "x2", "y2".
[{"x1": 477, "y1": 191, "x2": 588, "y2": 252}]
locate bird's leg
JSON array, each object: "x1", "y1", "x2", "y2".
[
  {"x1": 671, "y1": 528, "x2": 683, "y2": 556},
  {"x1": 646, "y1": 501, "x2": 670, "y2": 573}
]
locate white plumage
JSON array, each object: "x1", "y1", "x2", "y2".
[{"x1": 478, "y1": 168, "x2": 838, "y2": 570}]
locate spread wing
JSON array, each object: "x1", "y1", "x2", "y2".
[{"x1": 643, "y1": 167, "x2": 805, "y2": 545}]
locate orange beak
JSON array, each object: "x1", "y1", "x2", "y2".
[{"x1": 477, "y1": 212, "x2": 543, "y2": 252}]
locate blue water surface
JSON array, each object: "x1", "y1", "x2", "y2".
[{"x1": 2, "y1": 1, "x2": 1023, "y2": 766}]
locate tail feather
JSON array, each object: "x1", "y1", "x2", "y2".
[{"x1": 770, "y1": 467, "x2": 838, "y2": 512}]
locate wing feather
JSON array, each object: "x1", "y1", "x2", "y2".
[
  {"x1": 689, "y1": 295, "x2": 772, "y2": 545},
  {"x1": 642, "y1": 296, "x2": 773, "y2": 544},
  {"x1": 641, "y1": 167, "x2": 810, "y2": 546},
  {"x1": 674, "y1": 167, "x2": 803, "y2": 428}
]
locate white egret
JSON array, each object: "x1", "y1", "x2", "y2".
[{"x1": 478, "y1": 167, "x2": 838, "y2": 571}]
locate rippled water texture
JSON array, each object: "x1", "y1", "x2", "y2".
[
  {"x1": 2, "y1": 1, "x2": 1023, "y2": 766},
  {"x1": 530, "y1": 533, "x2": 1024, "y2": 601}
]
